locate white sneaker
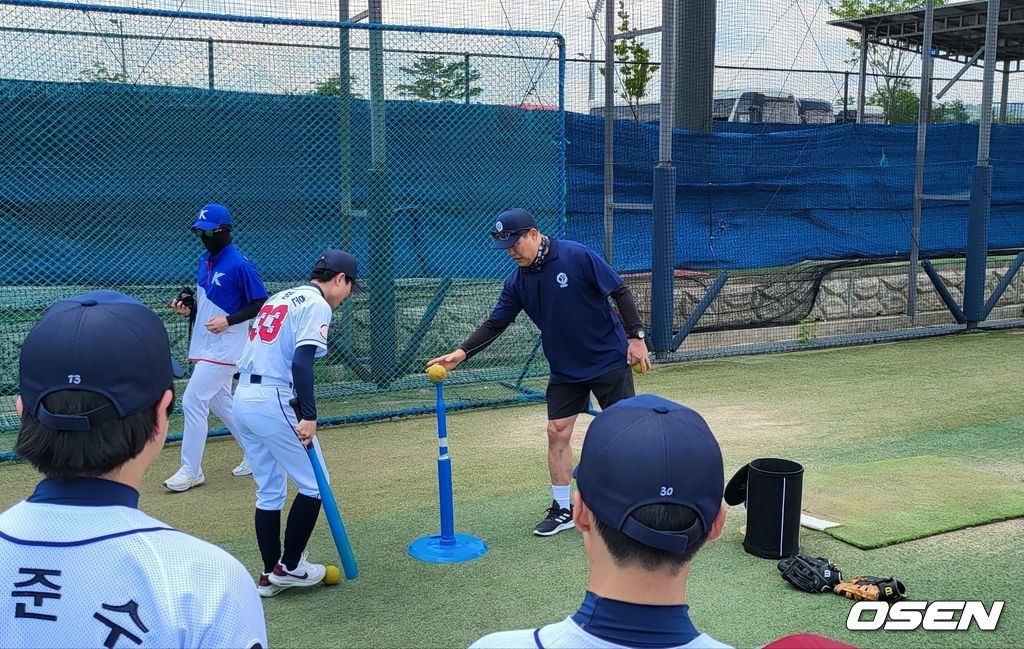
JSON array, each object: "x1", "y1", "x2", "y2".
[
  {"x1": 232, "y1": 457, "x2": 252, "y2": 477},
  {"x1": 257, "y1": 572, "x2": 289, "y2": 598},
  {"x1": 164, "y1": 468, "x2": 205, "y2": 492},
  {"x1": 267, "y1": 552, "x2": 326, "y2": 588}
]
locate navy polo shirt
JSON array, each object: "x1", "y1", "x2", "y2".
[
  {"x1": 491, "y1": 239, "x2": 628, "y2": 383},
  {"x1": 195, "y1": 243, "x2": 267, "y2": 314}
]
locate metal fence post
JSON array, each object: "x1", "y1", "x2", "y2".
[{"x1": 207, "y1": 37, "x2": 214, "y2": 89}]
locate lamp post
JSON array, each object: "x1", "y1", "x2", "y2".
[{"x1": 109, "y1": 18, "x2": 127, "y2": 82}]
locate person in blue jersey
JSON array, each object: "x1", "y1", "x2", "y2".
[
  {"x1": 427, "y1": 208, "x2": 651, "y2": 536},
  {"x1": 2, "y1": 291, "x2": 267, "y2": 649},
  {"x1": 470, "y1": 395, "x2": 730, "y2": 649},
  {"x1": 165, "y1": 203, "x2": 268, "y2": 492}
]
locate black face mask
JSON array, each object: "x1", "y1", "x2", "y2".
[{"x1": 200, "y1": 230, "x2": 232, "y2": 255}]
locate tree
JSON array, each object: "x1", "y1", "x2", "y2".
[
  {"x1": 599, "y1": 0, "x2": 659, "y2": 121},
  {"x1": 933, "y1": 99, "x2": 971, "y2": 123},
  {"x1": 830, "y1": 0, "x2": 944, "y2": 125},
  {"x1": 394, "y1": 55, "x2": 483, "y2": 102},
  {"x1": 870, "y1": 86, "x2": 918, "y2": 124},
  {"x1": 79, "y1": 61, "x2": 125, "y2": 84},
  {"x1": 311, "y1": 73, "x2": 363, "y2": 99}
]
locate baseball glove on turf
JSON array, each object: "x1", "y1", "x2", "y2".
[
  {"x1": 777, "y1": 554, "x2": 843, "y2": 593},
  {"x1": 833, "y1": 576, "x2": 906, "y2": 602}
]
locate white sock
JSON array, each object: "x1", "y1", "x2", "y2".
[{"x1": 552, "y1": 484, "x2": 571, "y2": 511}]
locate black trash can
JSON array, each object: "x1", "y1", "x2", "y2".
[{"x1": 725, "y1": 458, "x2": 803, "y2": 559}]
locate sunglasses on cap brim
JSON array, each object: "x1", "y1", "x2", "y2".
[{"x1": 490, "y1": 228, "x2": 532, "y2": 241}]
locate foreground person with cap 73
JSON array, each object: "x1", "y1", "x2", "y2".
[
  {"x1": 1, "y1": 291, "x2": 266, "y2": 648},
  {"x1": 427, "y1": 208, "x2": 651, "y2": 537},
  {"x1": 471, "y1": 394, "x2": 731, "y2": 649},
  {"x1": 232, "y1": 249, "x2": 362, "y2": 597}
]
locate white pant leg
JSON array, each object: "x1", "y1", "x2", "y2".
[
  {"x1": 233, "y1": 385, "x2": 291, "y2": 510},
  {"x1": 206, "y1": 370, "x2": 245, "y2": 459},
  {"x1": 180, "y1": 361, "x2": 237, "y2": 475}
]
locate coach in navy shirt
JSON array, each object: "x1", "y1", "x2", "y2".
[{"x1": 427, "y1": 208, "x2": 650, "y2": 536}]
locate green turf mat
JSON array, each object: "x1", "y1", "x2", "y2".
[{"x1": 804, "y1": 455, "x2": 1024, "y2": 549}]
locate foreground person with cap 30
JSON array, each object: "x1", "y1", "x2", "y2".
[
  {"x1": 233, "y1": 249, "x2": 361, "y2": 597},
  {"x1": 427, "y1": 208, "x2": 651, "y2": 537},
  {"x1": 471, "y1": 394, "x2": 731, "y2": 649},
  {"x1": 1, "y1": 291, "x2": 266, "y2": 648}
]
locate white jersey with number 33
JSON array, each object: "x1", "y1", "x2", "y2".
[{"x1": 235, "y1": 284, "x2": 332, "y2": 382}]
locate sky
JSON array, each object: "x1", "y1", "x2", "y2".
[{"x1": 0, "y1": 0, "x2": 1009, "y2": 112}]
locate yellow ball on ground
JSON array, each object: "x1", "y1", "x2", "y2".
[
  {"x1": 427, "y1": 364, "x2": 447, "y2": 383},
  {"x1": 323, "y1": 565, "x2": 341, "y2": 585}
]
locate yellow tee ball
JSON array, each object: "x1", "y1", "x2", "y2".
[
  {"x1": 632, "y1": 362, "x2": 644, "y2": 374},
  {"x1": 323, "y1": 565, "x2": 341, "y2": 585},
  {"x1": 427, "y1": 364, "x2": 447, "y2": 382}
]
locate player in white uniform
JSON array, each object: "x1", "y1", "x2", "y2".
[
  {"x1": 233, "y1": 249, "x2": 362, "y2": 597},
  {"x1": 165, "y1": 203, "x2": 268, "y2": 492},
  {"x1": 471, "y1": 395, "x2": 731, "y2": 649},
  {"x1": 2, "y1": 290, "x2": 267, "y2": 649}
]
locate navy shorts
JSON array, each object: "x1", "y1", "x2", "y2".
[{"x1": 545, "y1": 365, "x2": 635, "y2": 420}]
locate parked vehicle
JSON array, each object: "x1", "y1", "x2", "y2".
[{"x1": 712, "y1": 90, "x2": 800, "y2": 124}]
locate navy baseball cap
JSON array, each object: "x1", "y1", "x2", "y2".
[
  {"x1": 191, "y1": 203, "x2": 232, "y2": 231},
  {"x1": 489, "y1": 208, "x2": 537, "y2": 249},
  {"x1": 314, "y1": 249, "x2": 363, "y2": 292},
  {"x1": 19, "y1": 291, "x2": 183, "y2": 431},
  {"x1": 574, "y1": 394, "x2": 725, "y2": 554}
]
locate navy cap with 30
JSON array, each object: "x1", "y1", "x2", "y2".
[
  {"x1": 489, "y1": 208, "x2": 538, "y2": 249},
  {"x1": 19, "y1": 291, "x2": 183, "y2": 431},
  {"x1": 574, "y1": 394, "x2": 725, "y2": 555},
  {"x1": 191, "y1": 203, "x2": 232, "y2": 231},
  {"x1": 314, "y1": 249, "x2": 363, "y2": 292}
]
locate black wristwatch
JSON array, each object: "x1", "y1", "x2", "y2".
[{"x1": 631, "y1": 327, "x2": 646, "y2": 340}]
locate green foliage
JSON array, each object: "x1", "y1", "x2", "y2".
[
  {"x1": 598, "y1": 1, "x2": 659, "y2": 121},
  {"x1": 870, "y1": 84, "x2": 919, "y2": 124},
  {"x1": 830, "y1": 0, "x2": 945, "y2": 126},
  {"x1": 933, "y1": 98, "x2": 971, "y2": 123},
  {"x1": 311, "y1": 73, "x2": 363, "y2": 99},
  {"x1": 394, "y1": 55, "x2": 483, "y2": 102},
  {"x1": 79, "y1": 61, "x2": 125, "y2": 84}
]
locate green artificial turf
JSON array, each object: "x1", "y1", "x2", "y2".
[
  {"x1": 804, "y1": 455, "x2": 1024, "y2": 549},
  {"x1": 2, "y1": 332, "x2": 1023, "y2": 647}
]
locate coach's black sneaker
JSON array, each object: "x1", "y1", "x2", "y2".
[{"x1": 533, "y1": 500, "x2": 575, "y2": 536}]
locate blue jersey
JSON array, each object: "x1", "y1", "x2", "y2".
[
  {"x1": 490, "y1": 239, "x2": 628, "y2": 383},
  {"x1": 188, "y1": 244, "x2": 267, "y2": 365},
  {"x1": 195, "y1": 244, "x2": 266, "y2": 315}
]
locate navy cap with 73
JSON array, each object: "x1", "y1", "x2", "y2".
[
  {"x1": 489, "y1": 208, "x2": 537, "y2": 249},
  {"x1": 314, "y1": 249, "x2": 363, "y2": 292},
  {"x1": 191, "y1": 203, "x2": 232, "y2": 231},
  {"x1": 19, "y1": 291, "x2": 183, "y2": 431},
  {"x1": 574, "y1": 394, "x2": 725, "y2": 554}
]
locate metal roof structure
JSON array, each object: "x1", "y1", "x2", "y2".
[{"x1": 829, "y1": 0, "x2": 1024, "y2": 67}]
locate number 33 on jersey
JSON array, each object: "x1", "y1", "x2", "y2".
[{"x1": 237, "y1": 285, "x2": 333, "y2": 380}]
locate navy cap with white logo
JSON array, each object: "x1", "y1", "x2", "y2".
[
  {"x1": 19, "y1": 291, "x2": 183, "y2": 431},
  {"x1": 313, "y1": 249, "x2": 363, "y2": 292},
  {"x1": 489, "y1": 208, "x2": 538, "y2": 249},
  {"x1": 574, "y1": 394, "x2": 725, "y2": 554}
]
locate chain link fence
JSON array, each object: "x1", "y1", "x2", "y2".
[{"x1": 0, "y1": 2, "x2": 565, "y2": 457}]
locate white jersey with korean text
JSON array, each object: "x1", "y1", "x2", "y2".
[
  {"x1": 235, "y1": 284, "x2": 332, "y2": 383},
  {"x1": 0, "y1": 501, "x2": 267, "y2": 649}
]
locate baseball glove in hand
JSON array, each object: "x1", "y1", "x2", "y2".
[
  {"x1": 833, "y1": 576, "x2": 906, "y2": 602},
  {"x1": 777, "y1": 554, "x2": 844, "y2": 593}
]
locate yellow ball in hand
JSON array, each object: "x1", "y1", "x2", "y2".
[
  {"x1": 632, "y1": 362, "x2": 644, "y2": 374},
  {"x1": 323, "y1": 565, "x2": 341, "y2": 585},
  {"x1": 427, "y1": 364, "x2": 447, "y2": 383}
]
